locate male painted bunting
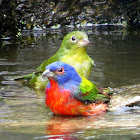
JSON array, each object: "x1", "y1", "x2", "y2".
[
  {"x1": 14, "y1": 31, "x2": 93, "y2": 90},
  {"x1": 42, "y1": 61, "x2": 110, "y2": 116}
]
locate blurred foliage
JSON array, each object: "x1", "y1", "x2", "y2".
[
  {"x1": 0, "y1": 0, "x2": 140, "y2": 37},
  {"x1": 108, "y1": 0, "x2": 140, "y2": 30},
  {"x1": 0, "y1": 0, "x2": 18, "y2": 37}
]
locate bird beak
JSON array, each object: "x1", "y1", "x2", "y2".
[
  {"x1": 78, "y1": 37, "x2": 90, "y2": 47},
  {"x1": 42, "y1": 69, "x2": 54, "y2": 79}
]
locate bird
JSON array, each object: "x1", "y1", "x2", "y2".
[
  {"x1": 42, "y1": 61, "x2": 110, "y2": 116},
  {"x1": 14, "y1": 31, "x2": 94, "y2": 90}
]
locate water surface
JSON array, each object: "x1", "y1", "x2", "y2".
[{"x1": 0, "y1": 27, "x2": 140, "y2": 139}]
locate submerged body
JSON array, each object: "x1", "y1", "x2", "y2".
[
  {"x1": 43, "y1": 61, "x2": 109, "y2": 116},
  {"x1": 14, "y1": 31, "x2": 93, "y2": 90}
]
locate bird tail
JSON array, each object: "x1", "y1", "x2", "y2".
[
  {"x1": 12, "y1": 72, "x2": 35, "y2": 81},
  {"x1": 96, "y1": 87, "x2": 113, "y2": 103},
  {"x1": 12, "y1": 69, "x2": 43, "y2": 81}
]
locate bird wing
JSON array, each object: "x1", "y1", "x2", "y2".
[
  {"x1": 73, "y1": 78, "x2": 111, "y2": 104},
  {"x1": 74, "y1": 77, "x2": 99, "y2": 104}
]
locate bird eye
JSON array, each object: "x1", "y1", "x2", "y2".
[
  {"x1": 71, "y1": 36, "x2": 76, "y2": 41},
  {"x1": 56, "y1": 67, "x2": 64, "y2": 74},
  {"x1": 57, "y1": 68, "x2": 63, "y2": 72}
]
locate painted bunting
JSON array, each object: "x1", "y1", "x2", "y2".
[
  {"x1": 14, "y1": 31, "x2": 93, "y2": 90},
  {"x1": 42, "y1": 61, "x2": 110, "y2": 116}
]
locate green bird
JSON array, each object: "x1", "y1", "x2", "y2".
[{"x1": 14, "y1": 31, "x2": 94, "y2": 90}]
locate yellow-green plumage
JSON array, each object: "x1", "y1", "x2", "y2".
[
  {"x1": 14, "y1": 31, "x2": 94, "y2": 90},
  {"x1": 78, "y1": 77, "x2": 110, "y2": 103},
  {"x1": 79, "y1": 77, "x2": 98, "y2": 101}
]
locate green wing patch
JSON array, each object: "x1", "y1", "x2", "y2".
[{"x1": 75, "y1": 77, "x2": 99, "y2": 103}]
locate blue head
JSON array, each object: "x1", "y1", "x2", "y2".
[{"x1": 42, "y1": 61, "x2": 82, "y2": 88}]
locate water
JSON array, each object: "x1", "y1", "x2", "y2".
[{"x1": 0, "y1": 27, "x2": 140, "y2": 139}]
